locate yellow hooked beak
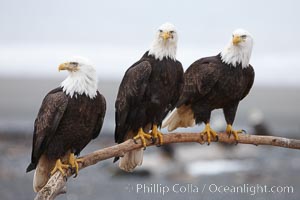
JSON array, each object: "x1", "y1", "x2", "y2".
[
  {"x1": 161, "y1": 31, "x2": 171, "y2": 41},
  {"x1": 232, "y1": 35, "x2": 242, "y2": 45},
  {"x1": 58, "y1": 62, "x2": 79, "y2": 72},
  {"x1": 58, "y1": 63, "x2": 69, "y2": 71}
]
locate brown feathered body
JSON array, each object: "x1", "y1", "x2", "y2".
[
  {"x1": 164, "y1": 54, "x2": 254, "y2": 131},
  {"x1": 26, "y1": 87, "x2": 106, "y2": 191},
  {"x1": 114, "y1": 51, "x2": 184, "y2": 168}
]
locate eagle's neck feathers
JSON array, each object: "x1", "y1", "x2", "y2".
[
  {"x1": 148, "y1": 40, "x2": 177, "y2": 61},
  {"x1": 220, "y1": 44, "x2": 252, "y2": 68},
  {"x1": 61, "y1": 71, "x2": 98, "y2": 99}
]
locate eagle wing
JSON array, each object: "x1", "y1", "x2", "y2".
[
  {"x1": 115, "y1": 61, "x2": 152, "y2": 143},
  {"x1": 170, "y1": 62, "x2": 184, "y2": 109},
  {"x1": 26, "y1": 88, "x2": 68, "y2": 172},
  {"x1": 161, "y1": 62, "x2": 184, "y2": 121},
  {"x1": 92, "y1": 92, "x2": 106, "y2": 139},
  {"x1": 177, "y1": 59, "x2": 221, "y2": 106},
  {"x1": 241, "y1": 65, "x2": 255, "y2": 100}
]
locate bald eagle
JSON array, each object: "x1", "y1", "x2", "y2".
[
  {"x1": 163, "y1": 29, "x2": 255, "y2": 144},
  {"x1": 26, "y1": 57, "x2": 106, "y2": 192},
  {"x1": 114, "y1": 23, "x2": 184, "y2": 172}
]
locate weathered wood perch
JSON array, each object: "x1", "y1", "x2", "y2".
[{"x1": 34, "y1": 132, "x2": 300, "y2": 200}]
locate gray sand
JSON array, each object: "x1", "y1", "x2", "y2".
[{"x1": 0, "y1": 78, "x2": 299, "y2": 135}]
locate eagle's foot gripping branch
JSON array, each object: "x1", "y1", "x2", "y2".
[
  {"x1": 50, "y1": 159, "x2": 70, "y2": 177},
  {"x1": 200, "y1": 123, "x2": 219, "y2": 145},
  {"x1": 69, "y1": 153, "x2": 83, "y2": 178},
  {"x1": 133, "y1": 128, "x2": 152, "y2": 149},
  {"x1": 226, "y1": 124, "x2": 245, "y2": 144},
  {"x1": 151, "y1": 124, "x2": 164, "y2": 146}
]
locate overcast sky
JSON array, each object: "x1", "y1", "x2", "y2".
[{"x1": 0, "y1": 0, "x2": 299, "y2": 85}]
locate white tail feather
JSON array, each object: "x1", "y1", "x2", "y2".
[
  {"x1": 119, "y1": 148, "x2": 143, "y2": 172},
  {"x1": 118, "y1": 126, "x2": 152, "y2": 172},
  {"x1": 162, "y1": 105, "x2": 195, "y2": 131},
  {"x1": 33, "y1": 155, "x2": 54, "y2": 192},
  {"x1": 33, "y1": 152, "x2": 70, "y2": 192}
]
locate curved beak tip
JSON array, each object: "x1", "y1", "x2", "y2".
[
  {"x1": 58, "y1": 63, "x2": 67, "y2": 72},
  {"x1": 232, "y1": 36, "x2": 242, "y2": 45},
  {"x1": 162, "y1": 32, "x2": 171, "y2": 41}
]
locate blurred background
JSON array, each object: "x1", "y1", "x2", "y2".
[{"x1": 0, "y1": 0, "x2": 300, "y2": 199}]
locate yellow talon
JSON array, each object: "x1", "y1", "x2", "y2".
[
  {"x1": 69, "y1": 153, "x2": 83, "y2": 177},
  {"x1": 133, "y1": 128, "x2": 152, "y2": 148},
  {"x1": 50, "y1": 159, "x2": 69, "y2": 176},
  {"x1": 151, "y1": 124, "x2": 163, "y2": 145},
  {"x1": 200, "y1": 123, "x2": 218, "y2": 144},
  {"x1": 226, "y1": 124, "x2": 244, "y2": 141}
]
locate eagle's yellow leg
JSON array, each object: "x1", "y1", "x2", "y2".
[
  {"x1": 133, "y1": 128, "x2": 152, "y2": 148},
  {"x1": 200, "y1": 123, "x2": 218, "y2": 144},
  {"x1": 69, "y1": 153, "x2": 83, "y2": 177},
  {"x1": 151, "y1": 124, "x2": 163, "y2": 145},
  {"x1": 226, "y1": 124, "x2": 243, "y2": 141},
  {"x1": 50, "y1": 159, "x2": 69, "y2": 176}
]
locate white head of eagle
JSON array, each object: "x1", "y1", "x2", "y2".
[
  {"x1": 149, "y1": 22, "x2": 178, "y2": 61},
  {"x1": 59, "y1": 56, "x2": 98, "y2": 99},
  {"x1": 221, "y1": 29, "x2": 253, "y2": 68}
]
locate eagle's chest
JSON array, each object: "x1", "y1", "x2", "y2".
[
  {"x1": 219, "y1": 67, "x2": 249, "y2": 99},
  {"x1": 67, "y1": 97, "x2": 93, "y2": 119},
  {"x1": 58, "y1": 96, "x2": 96, "y2": 138},
  {"x1": 146, "y1": 61, "x2": 178, "y2": 105},
  {"x1": 150, "y1": 61, "x2": 178, "y2": 86}
]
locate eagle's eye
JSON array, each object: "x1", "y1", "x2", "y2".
[
  {"x1": 170, "y1": 30, "x2": 175, "y2": 34},
  {"x1": 159, "y1": 29, "x2": 163, "y2": 33},
  {"x1": 70, "y1": 62, "x2": 78, "y2": 66},
  {"x1": 241, "y1": 35, "x2": 247, "y2": 39}
]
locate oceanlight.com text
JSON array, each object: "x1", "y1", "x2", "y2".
[{"x1": 125, "y1": 183, "x2": 294, "y2": 196}]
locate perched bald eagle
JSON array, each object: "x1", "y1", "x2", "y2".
[
  {"x1": 26, "y1": 57, "x2": 106, "y2": 192},
  {"x1": 114, "y1": 23, "x2": 184, "y2": 172},
  {"x1": 163, "y1": 29, "x2": 254, "y2": 143}
]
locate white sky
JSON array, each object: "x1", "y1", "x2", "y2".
[{"x1": 0, "y1": 0, "x2": 300, "y2": 86}]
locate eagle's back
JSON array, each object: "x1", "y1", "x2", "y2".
[
  {"x1": 178, "y1": 54, "x2": 254, "y2": 109},
  {"x1": 27, "y1": 87, "x2": 106, "y2": 172}
]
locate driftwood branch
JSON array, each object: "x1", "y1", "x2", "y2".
[{"x1": 35, "y1": 132, "x2": 300, "y2": 200}]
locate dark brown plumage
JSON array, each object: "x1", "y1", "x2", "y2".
[
  {"x1": 26, "y1": 87, "x2": 106, "y2": 173},
  {"x1": 114, "y1": 51, "x2": 183, "y2": 170},
  {"x1": 115, "y1": 51, "x2": 183, "y2": 143},
  {"x1": 177, "y1": 54, "x2": 254, "y2": 125},
  {"x1": 163, "y1": 53, "x2": 254, "y2": 144},
  {"x1": 26, "y1": 58, "x2": 106, "y2": 192},
  {"x1": 114, "y1": 22, "x2": 182, "y2": 172}
]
